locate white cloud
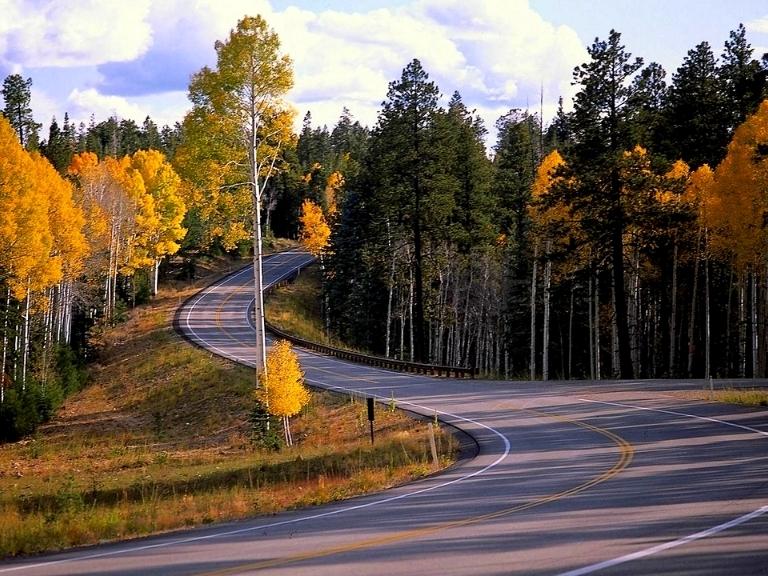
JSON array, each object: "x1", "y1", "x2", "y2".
[
  {"x1": 5, "y1": 0, "x2": 589, "y2": 145},
  {"x1": 264, "y1": 0, "x2": 586, "y2": 136},
  {"x1": 0, "y1": 0, "x2": 154, "y2": 68},
  {"x1": 746, "y1": 16, "x2": 768, "y2": 35},
  {"x1": 67, "y1": 88, "x2": 148, "y2": 124}
]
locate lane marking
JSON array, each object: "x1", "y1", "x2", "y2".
[
  {"x1": 579, "y1": 398, "x2": 768, "y2": 437},
  {"x1": 193, "y1": 405, "x2": 633, "y2": 575},
  {"x1": 557, "y1": 506, "x2": 768, "y2": 576},
  {"x1": 557, "y1": 397, "x2": 768, "y2": 575}
]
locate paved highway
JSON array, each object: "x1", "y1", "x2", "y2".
[{"x1": 2, "y1": 249, "x2": 767, "y2": 575}]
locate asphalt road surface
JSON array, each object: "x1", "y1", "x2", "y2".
[{"x1": 2, "y1": 249, "x2": 767, "y2": 575}]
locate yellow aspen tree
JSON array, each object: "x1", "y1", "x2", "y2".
[
  {"x1": 299, "y1": 199, "x2": 331, "y2": 257},
  {"x1": 256, "y1": 340, "x2": 309, "y2": 446},
  {"x1": 530, "y1": 150, "x2": 569, "y2": 381},
  {"x1": 128, "y1": 150, "x2": 187, "y2": 295}
]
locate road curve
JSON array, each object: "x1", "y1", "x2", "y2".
[{"x1": 2, "y1": 249, "x2": 767, "y2": 575}]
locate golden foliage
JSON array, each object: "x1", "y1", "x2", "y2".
[
  {"x1": 299, "y1": 199, "x2": 331, "y2": 257},
  {"x1": 257, "y1": 340, "x2": 310, "y2": 418}
]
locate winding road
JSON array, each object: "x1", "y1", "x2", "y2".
[{"x1": 2, "y1": 249, "x2": 767, "y2": 575}]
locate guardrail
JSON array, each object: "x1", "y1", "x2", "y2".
[{"x1": 264, "y1": 269, "x2": 475, "y2": 379}]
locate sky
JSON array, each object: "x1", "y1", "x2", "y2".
[{"x1": 1, "y1": 0, "x2": 767, "y2": 145}]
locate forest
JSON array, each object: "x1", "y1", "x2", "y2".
[{"x1": 1, "y1": 17, "x2": 767, "y2": 440}]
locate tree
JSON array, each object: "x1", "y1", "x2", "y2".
[
  {"x1": 127, "y1": 150, "x2": 187, "y2": 295},
  {"x1": 1, "y1": 74, "x2": 40, "y2": 149},
  {"x1": 720, "y1": 24, "x2": 767, "y2": 132},
  {"x1": 178, "y1": 15, "x2": 294, "y2": 375},
  {"x1": 299, "y1": 199, "x2": 330, "y2": 257},
  {"x1": 557, "y1": 30, "x2": 643, "y2": 379},
  {"x1": 372, "y1": 59, "x2": 451, "y2": 362},
  {"x1": 256, "y1": 340, "x2": 309, "y2": 446},
  {"x1": 663, "y1": 42, "x2": 728, "y2": 168}
]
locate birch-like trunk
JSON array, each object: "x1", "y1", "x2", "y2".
[
  {"x1": 1, "y1": 287, "x2": 9, "y2": 403},
  {"x1": 669, "y1": 240, "x2": 678, "y2": 376},
  {"x1": 530, "y1": 242, "x2": 538, "y2": 381},
  {"x1": 595, "y1": 273, "x2": 601, "y2": 380},
  {"x1": 542, "y1": 241, "x2": 552, "y2": 381},
  {"x1": 385, "y1": 223, "x2": 396, "y2": 358},
  {"x1": 739, "y1": 273, "x2": 746, "y2": 378},
  {"x1": 568, "y1": 282, "x2": 575, "y2": 380},
  {"x1": 687, "y1": 228, "x2": 702, "y2": 377},
  {"x1": 612, "y1": 282, "x2": 619, "y2": 378},
  {"x1": 704, "y1": 242, "x2": 711, "y2": 379},
  {"x1": 751, "y1": 269, "x2": 758, "y2": 378},
  {"x1": 21, "y1": 284, "x2": 31, "y2": 391},
  {"x1": 589, "y1": 274, "x2": 595, "y2": 380}
]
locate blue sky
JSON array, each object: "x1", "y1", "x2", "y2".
[{"x1": 1, "y1": 0, "x2": 766, "y2": 142}]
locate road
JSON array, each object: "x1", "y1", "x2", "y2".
[{"x1": 2, "y1": 249, "x2": 767, "y2": 575}]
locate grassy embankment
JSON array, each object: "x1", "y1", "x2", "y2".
[{"x1": 0, "y1": 250, "x2": 456, "y2": 558}]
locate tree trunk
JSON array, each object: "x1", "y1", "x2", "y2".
[
  {"x1": 612, "y1": 282, "x2": 619, "y2": 378},
  {"x1": 669, "y1": 240, "x2": 678, "y2": 376},
  {"x1": 568, "y1": 281, "x2": 575, "y2": 380},
  {"x1": 385, "y1": 225, "x2": 396, "y2": 358},
  {"x1": 530, "y1": 241, "x2": 538, "y2": 381},
  {"x1": 704, "y1": 241, "x2": 711, "y2": 379},
  {"x1": 595, "y1": 272, "x2": 601, "y2": 380},
  {"x1": 751, "y1": 269, "x2": 758, "y2": 379},
  {"x1": 1, "y1": 287, "x2": 9, "y2": 403},
  {"x1": 688, "y1": 228, "x2": 702, "y2": 377},
  {"x1": 739, "y1": 273, "x2": 746, "y2": 378},
  {"x1": 610, "y1": 203, "x2": 633, "y2": 379},
  {"x1": 542, "y1": 241, "x2": 552, "y2": 381},
  {"x1": 251, "y1": 188, "x2": 267, "y2": 376},
  {"x1": 152, "y1": 259, "x2": 160, "y2": 296},
  {"x1": 21, "y1": 283, "x2": 30, "y2": 391}
]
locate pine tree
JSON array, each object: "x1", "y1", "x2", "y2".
[
  {"x1": 1, "y1": 74, "x2": 41, "y2": 149},
  {"x1": 558, "y1": 30, "x2": 644, "y2": 379},
  {"x1": 663, "y1": 42, "x2": 728, "y2": 168}
]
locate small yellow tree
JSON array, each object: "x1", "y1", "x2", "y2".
[
  {"x1": 298, "y1": 199, "x2": 330, "y2": 257},
  {"x1": 257, "y1": 340, "x2": 309, "y2": 446}
]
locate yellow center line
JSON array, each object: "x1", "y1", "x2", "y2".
[{"x1": 194, "y1": 408, "x2": 633, "y2": 576}]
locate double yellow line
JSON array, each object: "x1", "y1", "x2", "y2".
[{"x1": 195, "y1": 408, "x2": 633, "y2": 575}]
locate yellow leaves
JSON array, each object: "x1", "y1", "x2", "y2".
[
  {"x1": 530, "y1": 150, "x2": 568, "y2": 229},
  {"x1": 299, "y1": 199, "x2": 331, "y2": 257},
  {"x1": 0, "y1": 117, "x2": 86, "y2": 299},
  {"x1": 257, "y1": 340, "x2": 309, "y2": 418},
  {"x1": 706, "y1": 99, "x2": 768, "y2": 269},
  {"x1": 324, "y1": 171, "x2": 344, "y2": 218}
]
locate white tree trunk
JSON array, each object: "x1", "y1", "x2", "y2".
[
  {"x1": 542, "y1": 241, "x2": 552, "y2": 381},
  {"x1": 594, "y1": 273, "x2": 601, "y2": 380},
  {"x1": 751, "y1": 270, "x2": 758, "y2": 379},
  {"x1": 739, "y1": 273, "x2": 746, "y2": 378},
  {"x1": 530, "y1": 242, "x2": 538, "y2": 381},
  {"x1": 21, "y1": 284, "x2": 31, "y2": 391},
  {"x1": 1, "y1": 287, "x2": 9, "y2": 403},
  {"x1": 688, "y1": 229, "x2": 702, "y2": 377},
  {"x1": 669, "y1": 240, "x2": 678, "y2": 376}
]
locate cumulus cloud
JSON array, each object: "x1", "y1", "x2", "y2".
[
  {"x1": 0, "y1": 0, "x2": 153, "y2": 68},
  {"x1": 264, "y1": 0, "x2": 586, "y2": 134},
  {"x1": 67, "y1": 88, "x2": 148, "y2": 123},
  {"x1": 2, "y1": 0, "x2": 589, "y2": 144},
  {"x1": 746, "y1": 16, "x2": 768, "y2": 35}
]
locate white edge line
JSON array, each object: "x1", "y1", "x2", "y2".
[
  {"x1": 557, "y1": 505, "x2": 768, "y2": 576},
  {"x1": 557, "y1": 397, "x2": 768, "y2": 575},
  {"x1": 578, "y1": 398, "x2": 768, "y2": 437}
]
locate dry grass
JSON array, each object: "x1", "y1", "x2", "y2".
[
  {"x1": 0, "y1": 248, "x2": 457, "y2": 558},
  {"x1": 676, "y1": 387, "x2": 768, "y2": 407}
]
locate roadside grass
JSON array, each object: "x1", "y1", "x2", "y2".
[
  {"x1": 707, "y1": 388, "x2": 768, "y2": 407},
  {"x1": 265, "y1": 265, "x2": 366, "y2": 354},
  {"x1": 0, "y1": 249, "x2": 457, "y2": 558}
]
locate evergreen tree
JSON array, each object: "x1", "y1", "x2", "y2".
[
  {"x1": 557, "y1": 30, "x2": 644, "y2": 379},
  {"x1": 445, "y1": 92, "x2": 495, "y2": 253},
  {"x1": 663, "y1": 42, "x2": 727, "y2": 168},
  {"x1": 371, "y1": 59, "x2": 451, "y2": 362},
  {"x1": 1, "y1": 74, "x2": 41, "y2": 149},
  {"x1": 719, "y1": 23, "x2": 767, "y2": 131}
]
